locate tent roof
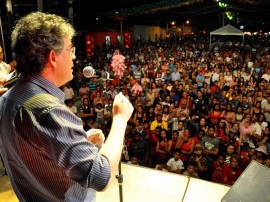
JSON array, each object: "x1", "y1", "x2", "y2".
[{"x1": 210, "y1": 24, "x2": 244, "y2": 36}]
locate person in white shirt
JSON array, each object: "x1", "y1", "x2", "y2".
[
  {"x1": 65, "y1": 99, "x2": 78, "y2": 116},
  {"x1": 242, "y1": 71, "x2": 251, "y2": 83},
  {"x1": 224, "y1": 71, "x2": 233, "y2": 86},
  {"x1": 204, "y1": 68, "x2": 212, "y2": 86},
  {"x1": 261, "y1": 68, "x2": 270, "y2": 84},
  {"x1": 107, "y1": 84, "x2": 118, "y2": 99},
  {"x1": 166, "y1": 149, "x2": 184, "y2": 174},
  {"x1": 79, "y1": 82, "x2": 90, "y2": 101},
  {"x1": 62, "y1": 82, "x2": 75, "y2": 101},
  {"x1": 211, "y1": 68, "x2": 220, "y2": 83},
  {"x1": 249, "y1": 114, "x2": 263, "y2": 148},
  {"x1": 171, "y1": 67, "x2": 181, "y2": 82}
]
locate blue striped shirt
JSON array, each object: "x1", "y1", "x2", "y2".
[{"x1": 0, "y1": 75, "x2": 110, "y2": 202}]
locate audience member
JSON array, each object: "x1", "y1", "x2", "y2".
[
  {"x1": 188, "y1": 144, "x2": 208, "y2": 179},
  {"x1": 222, "y1": 154, "x2": 243, "y2": 186},
  {"x1": 166, "y1": 149, "x2": 184, "y2": 174},
  {"x1": 182, "y1": 161, "x2": 199, "y2": 178}
]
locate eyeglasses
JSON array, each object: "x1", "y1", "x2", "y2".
[{"x1": 63, "y1": 46, "x2": 76, "y2": 59}]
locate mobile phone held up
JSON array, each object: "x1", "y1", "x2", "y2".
[{"x1": 3, "y1": 71, "x2": 21, "y2": 88}]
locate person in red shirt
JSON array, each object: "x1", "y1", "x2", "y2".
[
  {"x1": 149, "y1": 126, "x2": 161, "y2": 168},
  {"x1": 210, "y1": 80, "x2": 220, "y2": 93},
  {"x1": 211, "y1": 154, "x2": 226, "y2": 183},
  {"x1": 192, "y1": 129, "x2": 205, "y2": 145},
  {"x1": 222, "y1": 154, "x2": 243, "y2": 186}
]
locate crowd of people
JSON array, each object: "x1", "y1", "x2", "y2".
[{"x1": 62, "y1": 33, "x2": 270, "y2": 186}]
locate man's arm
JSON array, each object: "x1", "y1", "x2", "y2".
[{"x1": 99, "y1": 92, "x2": 134, "y2": 190}]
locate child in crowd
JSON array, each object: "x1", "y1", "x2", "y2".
[
  {"x1": 222, "y1": 154, "x2": 243, "y2": 186},
  {"x1": 188, "y1": 144, "x2": 208, "y2": 180},
  {"x1": 166, "y1": 149, "x2": 184, "y2": 174},
  {"x1": 127, "y1": 156, "x2": 139, "y2": 165},
  {"x1": 211, "y1": 154, "x2": 225, "y2": 184},
  {"x1": 94, "y1": 103, "x2": 105, "y2": 125},
  {"x1": 182, "y1": 161, "x2": 199, "y2": 178}
]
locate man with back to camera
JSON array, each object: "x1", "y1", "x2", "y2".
[{"x1": 0, "y1": 11, "x2": 134, "y2": 202}]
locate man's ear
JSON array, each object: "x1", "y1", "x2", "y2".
[{"x1": 48, "y1": 49, "x2": 57, "y2": 68}]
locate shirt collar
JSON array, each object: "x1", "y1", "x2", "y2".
[{"x1": 20, "y1": 75, "x2": 65, "y2": 102}]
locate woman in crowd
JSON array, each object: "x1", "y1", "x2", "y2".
[
  {"x1": 150, "y1": 82, "x2": 159, "y2": 94},
  {"x1": 155, "y1": 129, "x2": 172, "y2": 169},
  {"x1": 215, "y1": 118, "x2": 230, "y2": 154},
  {"x1": 254, "y1": 90, "x2": 264, "y2": 103},
  {"x1": 145, "y1": 106, "x2": 156, "y2": 125},
  {"x1": 93, "y1": 91, "x2": 104, "y2": 107},
  {"x1": 247, "y1": 75, "x2": 257, "y2": 90},
  {"x1": 223, "y1": 103, "x2": 236, "y2": 126},
  {"x1": 132, "y1": 105, "x2": 146, "y2": 126},
  {"x1": 224, "y1": 70, "x2": 233, "y2": 87},
  {"x1": 162, "y1": 105, "x2": 170, "y2": 122},
  {"x1": 209, "y1": 103, "x2": 224, "y2": 125},
  {"x1": 145, "y1": 88, "x2": 155, "y2": 107},
  {"x1": 176, "y1": 128, "x2": 195, "y2": 165},
  {"x1": 80, "y1": 98, "x2": 94, "y2": 124},
  {"x1": 235, "y1": 106, "x2": 244, "y2": 123},
  {"x1": 251, "y1": 101, "x2": 263, "y2": 115},
  {"x1": 224, "y1": 144, "x2": 236, "y2": 165}
]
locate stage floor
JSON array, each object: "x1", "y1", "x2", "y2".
[{"x1": 0, "y1": 163, "x2": 230, "y2": 202}]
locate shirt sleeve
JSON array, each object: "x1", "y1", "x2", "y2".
[{"x1": 166, "y1": 158, "x2": 173, "y2": 166}]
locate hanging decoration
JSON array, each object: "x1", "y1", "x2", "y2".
[{"x1": 111, "y1": 49, "x2": 126, "y2": 79}]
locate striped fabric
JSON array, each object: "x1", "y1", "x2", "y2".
[{"x1": 0, "y1": 75, "x2": 110, "y2": 202}]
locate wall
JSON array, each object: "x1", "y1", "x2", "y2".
[{"x1": 133, "y1": 25, "x2": 167, "y2": 42}]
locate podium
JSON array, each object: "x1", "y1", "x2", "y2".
[{"x1": 97, "y1": 163, "x2": 230, "y2": 202}]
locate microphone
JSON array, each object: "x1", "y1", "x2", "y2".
[{"x1": 83, "y1": 66, "x2": 114, "y2": 80}]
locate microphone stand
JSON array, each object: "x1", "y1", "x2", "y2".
[{"x1": 100, "y1": 79, "x2": 124, "y2": 202}]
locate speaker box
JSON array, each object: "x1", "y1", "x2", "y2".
[{"x1": 221, "y1": 160, "x2": 270, "y2": 202}]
